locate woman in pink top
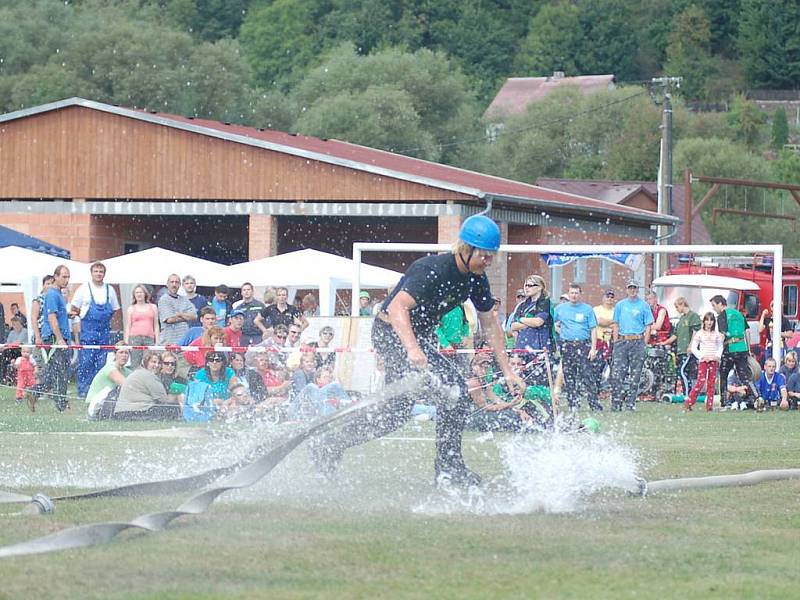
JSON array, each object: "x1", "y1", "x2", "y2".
[
  {"x1": 686, "y1": 312, "x2": 725, "y2": 411},
  {"x1": 124, "y1": 284, "x2": 159, "y2": 368}
]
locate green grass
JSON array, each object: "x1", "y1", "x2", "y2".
[{"x1": 0, "y1": 391, "x2": 799, "y2": 599}]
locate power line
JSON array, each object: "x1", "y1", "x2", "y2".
[{"x1": 396, "y1": 88, "x2": 651, "y2": 155}]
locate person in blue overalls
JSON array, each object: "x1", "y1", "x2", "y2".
[{"x1": 69, "y1": 262, "x2": 121, "y2": 397}]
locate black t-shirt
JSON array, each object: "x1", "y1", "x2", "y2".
[
  {"x1": 260, "y1": 303, "x2": 302, "y2": 328},
  {"x1": 382, "y1": 253, "x2": 493, "y2": 336}
]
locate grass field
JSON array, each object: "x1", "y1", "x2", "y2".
[{"x1": 0, "y1": 389, "x2": 799, "y2": 600}]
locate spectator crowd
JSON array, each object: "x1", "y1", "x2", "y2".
[{"x1": 1, "y1": 261, "x2": 798, "y2": 425}]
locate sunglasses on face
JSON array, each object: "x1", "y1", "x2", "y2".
[
  {"x1": 207, "y1": 356, "x2": 223, "y2": 363},
  {"x1": 276, "y1": 334, "x2": 287, "y2": 340},
  {"x1": 524, "y1": 283, "x2": 540, "y2": 288},
  {"x1": 162, "y1": 361, "x2": 176, "y2": 366}
]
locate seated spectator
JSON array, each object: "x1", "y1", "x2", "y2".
[
  {"x1": 285, "y1": 324, "x2": 303, "y2": 349},
  {"x1": 192, "y1": 351, "x2": 239, "y2": 407},
  {"x1": 179, "y1": 306, "x2": 217, "y2": 346},
  {"x1": 86, "y1": 345, "x2": 132, "y2": 418},
  {"x1": 114, "y1": 350, "x2": 180, "y2": 420},
  {"x1": 218, "y1": 383, "x2": 255, "y2": 419},
  {"x1": 465, "y1": 353, "x2": 527, "y2": 432},
  {"x1": 755, "y1": 357, "x2": 788, "y2": 411},
  {"x1": 9, "y1": 302, "x2": 27, "y2": 329},
  {"x1": 245, "y1": 323, "x2": 289, "y2": 367},
  {"x1": 0, "y1": 315, "x2": 27, "y2": 384},
  {"x1": 780, "y1": 351, "x2": 798, "y2": 381},
  {"x1": 14, "y1": 346, "x2": 37, "y2": 411},
  {"x1": 229, "y1": 351, "x2": 266, "y2": 399},
  {"x1": 185, "y1": 326, "x2": 226, "y2": 370},
  {"x1": 252, "y1": 353, "x2": 291, "y2": 408},
  {"x1": 308, "y1": 325, "x2": 336, "y2": 369},
  {"x1": 291, "y1": 351, "x2": 318, "y2": 396},
  {"x1": 726, "y1": 370, "x2": 751, "y2": 411},
  {"x1": 224, "y1": 309, "x2": 245, "y2": 347},
  {"x1": 786, "y1": 367, "x2": 800, "y2": 409},
  {"x1": 288, "y1": 366, "x2": 351, "y2": 420},
  {"x1": 159, "y1": 350, "x2": 187, "y2": 405}
]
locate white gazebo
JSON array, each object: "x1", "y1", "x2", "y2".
[
  {"x1": 100, "y1": 247, "x2": 228, "y2": 287},
  {"x1": 222, "y1": 249, "x2": 402, "y2": 316}
]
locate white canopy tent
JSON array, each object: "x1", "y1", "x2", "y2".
[
  {"x1": 222, "y1": 249, "x2": 402, "y2": 316},
  {"x1": 100, "y1": 247, "x2": 228, "y2": 287},
  {"x1": 0, "y1": 246, "x2": 90, "y2": 339}
]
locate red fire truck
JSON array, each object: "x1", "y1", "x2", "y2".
[{"x1": 652, "y1": 254, "x2": 800, "y2": 351}]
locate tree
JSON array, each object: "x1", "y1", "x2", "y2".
[
  {"x1": 159, "y1": 0, "x2": 252, "y2": 41},
  {"x1": 575, "y1": 0, "x2": 640, "y2": 82},
  {"x1": 291, "y1": 45, "x2": 481, "y2": 163},
  {"x1": 738, "y1": 0, "x2": 800, "y2": 88},
  {"x1": 771, "y1": 149, "x2": 800, "y2": 184},
  {"x1": 513, "y1": 2, "x2": 582, "y2": 76},
  {"x1": 771, "y1": 107, "x2": 790, "y2": 150},
  {"x1": 0, "y1": 1, "x2": 75, "y2": 76},
  {"x1": 727, "y1": 94, "x2": 766, "y2": 148},
  {"x1": 664, "y1": 5, "x2": 716, "y2": 101},
  {"x1": 239, "y1": 0, "x2": 331, "y2": 90}
]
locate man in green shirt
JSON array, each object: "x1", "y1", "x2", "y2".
[
  {"x1": 665, "y1": 297, "x2": 701, "y2": 395},
  {"x1": 711, "y1": 294, "x2": 759, "y2": 407}
]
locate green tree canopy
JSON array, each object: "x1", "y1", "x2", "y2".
[
  {"x1": 664, "y1": 5, "x2": 715, "y2": 101},
  {"x1": 513, "y1": 2, "x2": 582, "y2": 76},
  {"x1": 738, "y1": 0, "x2": 800, "y2": 88}
]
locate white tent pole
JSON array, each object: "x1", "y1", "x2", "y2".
[
  {"x1": 351, "y1": 246, "x2": 362, "y2": 317},
  {"x1": 319, "y1": 278, "x2": 334, "y2": 317},
  {"x1": 773, "y1": 245, "x2": 783, "y2": 364}
]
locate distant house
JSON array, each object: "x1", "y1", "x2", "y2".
[
  {"x1": 535, "y1": 178, "x2": 713, "y2": 245},
  {"x1": 484, "y1": 72, "x2": 615, "y2": 121}
]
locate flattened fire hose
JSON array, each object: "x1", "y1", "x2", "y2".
[
  {"x1": 630, "y1": 468, "x2": 800, "y2": 497},
  {"x1": 0, "y1": 372, "x2": 453, "y2": 559}
]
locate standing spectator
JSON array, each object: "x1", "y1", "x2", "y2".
[
  {"x1": 610, "y1": 280, "x2": 654, "y2": 411},
  {"x1": 124, "y1": 284, "x2": 159, "y2": 368},
  {"x1": 179, "y1": 306, "x2": 217, "y2": 346},
  {"x1": 210, "y1": 285, "x2": 232, "y2": 327},
  {"x1": 15, "y1": 347, "x2": 37, "y2": 410},
  {"x1": 256, "y1": 287, "x2": 308, "y2": 332},
  {"x1": 37, "y1": 265, "x2": 72, "y2": 412},
  {"x1": 158, "y1": 274, "x2": 197, "y2": 345},
  {"x1": 669, "y1": 297, "x2": 702, "y2": 396},
  {"x1": 553, "y1": 283, "x2": 601, "y2": 411},
  {"x1": 182, "y1": 275, "x2": 208, "y2": 328},
  {"x1": 224, "y1": 309, "x2": 245, "y2": 347},
  {"x1": 68, "y1": 261, "x2": 121, "y2": 397},
  {"x1": 645, "y1": 289, "x2": 671, "y2": 345},
  {"x1": 686, "y1": 312, "x2": 724, "y2": 411},
  {"x1": 232, "y1": 282, "x2": 268, "y2": 346},
  {"x1": 30, "y1": 275, "x2": 55, "y2": 351},
  {"x1": 758, "y1": 301, "x2": 793, "y2": 362},
  {"x1": 9, "y1": 303, "x2": 27, "y2": 329},
  {"x1": 358, "y1": 291, "x2": 372, "y2": 316},
  {"x1": 510, "y1": 274, "x2": 554, "y2": 359},
  {"x1": 592, "y1": 289, "x2": 616, "y2": 391},
  {"x1": 756, "y1": 357, "x2": 789, "y2": 411},
  {"x1": 711, "y1": 294, "x2": 758, "y2": 408},
  {"x1": 301, "y1": 293, "x2": 319, "y2": 318},
  {"x1": 0, "y1": 301, "x2": 5, "y2": 344}
]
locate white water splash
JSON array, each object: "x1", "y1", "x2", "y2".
[{"x1": 414, "y1": 430, "x2": 641, "y2": 516}]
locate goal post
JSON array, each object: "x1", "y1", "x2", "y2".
[{"x1": 352, "y1": 242, "x2": 784, "y2": 363}]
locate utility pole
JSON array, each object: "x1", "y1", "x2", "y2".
[{"x1": 652, "y1": 76, "x2": 682, "y2": 279}]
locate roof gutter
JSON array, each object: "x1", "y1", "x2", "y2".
[{"x1": 484, "y1": 192, "x2": 680, "y2": 228}]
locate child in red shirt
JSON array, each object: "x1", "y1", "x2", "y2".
[{"x1": 15, "y1": 348, "x2": 37, "y2": 410}]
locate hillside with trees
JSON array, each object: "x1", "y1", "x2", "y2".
[{"x1": 0, "y1": 0, "x2": 798, "y2": 248}]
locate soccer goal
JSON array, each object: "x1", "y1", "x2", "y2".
[{"x1": 351, "y1": 242, "x2": 784, "y2": 363}]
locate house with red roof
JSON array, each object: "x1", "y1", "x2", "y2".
[{"x1": 0, "y1": 98, "x2": 676, "y2": 304}]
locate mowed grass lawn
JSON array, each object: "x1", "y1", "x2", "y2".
[{"x1": 0, "y1": 389, "x2": 799, "y2": 600}]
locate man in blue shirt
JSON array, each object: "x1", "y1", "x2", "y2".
[
  {"x1": 610, "y1": 280, "x2": 654, "y2": 411},
  {"x1": 38, "y1": 265, "x2": 72, "y2": 412},
  {"x1": 554, "y1": 283, "x2": 601, "y2": 411}
]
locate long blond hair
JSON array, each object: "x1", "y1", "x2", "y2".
[{"x1": 525, "y1": 274, "x2": 549, "y2": 299}]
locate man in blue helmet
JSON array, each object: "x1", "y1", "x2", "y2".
[{"x1": 312, "y1": 214, "x2": 526, "y2": 487}]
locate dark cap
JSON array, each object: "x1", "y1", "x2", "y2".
[
  {"x1": 230, "y1": 308, "x2": 245, "y2": 318},
  {"x1": 604, "y1": 289, "x2": 616, "y2": 297}
]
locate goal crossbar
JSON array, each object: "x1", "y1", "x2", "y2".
[{"x1": 351, "y1": 243, "x2": 784, "y2": 362}]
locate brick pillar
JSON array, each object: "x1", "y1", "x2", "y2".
[
  {"x1": 249, "y1": 214, "x2": 278, "y2": 260},
  {"x1": 437, "y1": 213, "x2": 462, "y2": 245}
]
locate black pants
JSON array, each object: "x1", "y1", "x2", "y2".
[
  {"x1": 677, "y1": 353, "x2": 697, "y2": 396},
  {"x1": 720, "y1": 350, "x2": 758, "y2": 405},
  {"x1": 320, "y1": 318, "x2": 472, "y2": 476},
  {"x1": 112, "y1": 405, "x2": 181, "y2": 420},
  {"x1": 559, "y1": 340, "x2": 601, "y2": 410},
  {"x1": 39, "y1": 338, "x2": 71, "y2": 411}
]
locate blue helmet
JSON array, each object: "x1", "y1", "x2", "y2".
[{"x1": 459, "y1": 215, "x2": 501, "y2": 251}]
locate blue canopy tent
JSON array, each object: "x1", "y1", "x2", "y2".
[{"x1": 0, "y1": 225, "x2": 69, "y2": 258}]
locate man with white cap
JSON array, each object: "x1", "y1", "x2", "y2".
[{"x1": 610, "y1": 280, "x2": 653, "y2": 411}]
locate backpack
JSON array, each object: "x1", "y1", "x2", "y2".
[{"x1": 182, "y1": 380, "x2": 215, "y2": 422}]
